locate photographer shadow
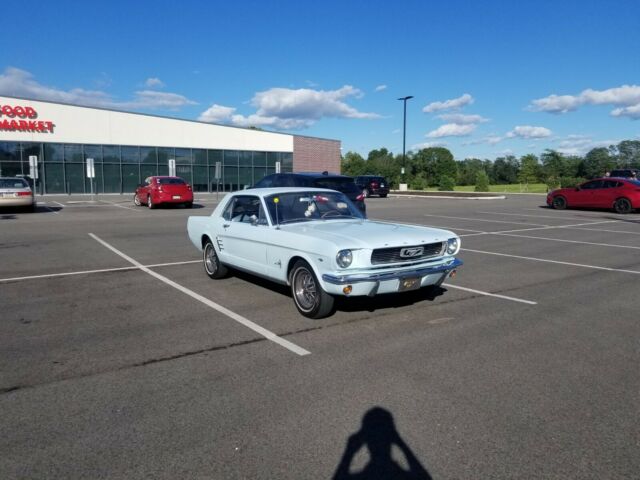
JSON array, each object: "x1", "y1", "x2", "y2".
[{"x1": 333, "y1": 407, "x2": 433, "y2": 480}]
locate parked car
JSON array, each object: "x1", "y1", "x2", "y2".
[
  {"x1": 252, "y1": 172, "x2": 366, "y2": 214},
  {"x1": 0, "y1": 177, "x2": 36, "y2": 212},
  {"x1": 355, "y1": 175, "x2": 390, "y2": 197},
  {"x1": 187, "y1": 187, "x2": 462, "y2": 318},
  {"x1": 608, "y1": 168, "x2": 639, "y2": 179},
  {"x1": 547, "y1": 177, "x2": 640, "y2": 214},
  {"x1": 134, "y1": 176, "x2": 193, "y2": 209}
]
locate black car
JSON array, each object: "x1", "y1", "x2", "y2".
[
  {"x1": 355, "y1": 175, "x2": 390, "y2": 198},
  {"x1": 253, "y1": 172, "x2": 366, "y2": 213},
  {"x1": 608, "y1": 168, "x2": 638, "y2": 179}
]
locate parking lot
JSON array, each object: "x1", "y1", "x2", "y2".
[{"x1": 1, "y1": 193, "x2": 639, "y2": 479}]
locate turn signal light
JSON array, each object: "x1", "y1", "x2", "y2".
[
  {"x1": 356, "y1": 193, "x2": 365, "y2": 201},
  {"x1": 343, "y1": 285, "x2": 353, "y2": 295}
]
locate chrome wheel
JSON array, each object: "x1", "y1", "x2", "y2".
[
  {"x1": 147, "y1": 195, "x2": 154, "y2": 209},
  {"x1": 204, "y1": 243, "x2": 217, "y2": 275},
  {"x1": 134, "y1": 194, "x2": 141, "y2": 206},
  {"x1": 293, "y1": 267, "x2": 317, "y2": 312}
]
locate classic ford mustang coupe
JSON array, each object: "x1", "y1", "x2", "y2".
[{"x1": 187, "y1": 188, "x2": 462, "y2": 318}]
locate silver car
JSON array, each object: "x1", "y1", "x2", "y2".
[{"x1": 0, "y1": 177, "x2": 36, "y2": 212}]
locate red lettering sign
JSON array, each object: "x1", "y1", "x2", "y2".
[{"x1": 0, "y1": 105, "x2": 54, "y2": 133}]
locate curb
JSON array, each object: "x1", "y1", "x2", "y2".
[{"x1": 389, "y1": 193, "x2": 506, "y2": 200}]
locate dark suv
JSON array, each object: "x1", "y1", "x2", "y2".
[
  {"x1": 609, "y1": 168, "x2": 638, "y2": 179},
  {"x1": 355, "y1": 175, "x2": 390, "y2": 198},
  {"x1": 253, "y1": 172, "x2": 366, "y2": 213}
]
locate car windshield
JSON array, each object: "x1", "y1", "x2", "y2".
[
  {"x1": 157, "y1": 178, "x2": 185, "y2": 185},
  {"x1": 265, "y1": 191, "x2": 364, "y2": 225},
  {"x1": 0, "y1": 179, "x2": 28, "y2": 189}
]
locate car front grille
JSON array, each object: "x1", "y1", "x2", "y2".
[{"x1": 371, "y1": 242, "x2": 445, "y2": 265}]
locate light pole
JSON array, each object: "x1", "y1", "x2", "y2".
[{"x1": 398, "y1": 96, "x2": 413, "y2": 188}]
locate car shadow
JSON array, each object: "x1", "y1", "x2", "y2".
[
  {"x1": 333, "y1": 407, "x2": 433, "y2": 480},
  {"x1": 227, "y1": 269, "x2": 446, "y2": 316}
]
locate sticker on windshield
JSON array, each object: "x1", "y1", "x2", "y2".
[{"x1": 337, "y1": 202, "x2": 348, "y2": 209}]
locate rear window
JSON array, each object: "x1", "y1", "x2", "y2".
[
  {"x1": 312, "y1": 178, "x2": 359, "y2": 193},
  {"x1": 0, "y1": 179, "x2": 29, "y2": 189},
  {"x1": 157, "y1": 178, "x2": 186, "y2": 185}
]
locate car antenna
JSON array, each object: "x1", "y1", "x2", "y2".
[{"x1": 274, "y1": 197, "x2": 280, "y2": 229}]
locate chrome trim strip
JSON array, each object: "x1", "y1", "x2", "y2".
[{"x1": 322, "y1": 258, "x2": 463, "y2": 285}]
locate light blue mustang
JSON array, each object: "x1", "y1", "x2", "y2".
[{"x1": 187, "y1": 187, "x2": 462, "y2": 318}]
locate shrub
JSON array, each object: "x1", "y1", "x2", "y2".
[
  {"x1": 438, "y1": 175, "x2": 456, "y2": 191},
  {"x1": 410, "y1": 176, "x2": 425, "y2": 190},
  {"x1": 559, "y1": 176, "x2": 585, "y2": 188},
  {"x1": 474, "y1": 171, "x2": 490, "y2": 192},
  {"x1": 545, "y1": 176, "x2": 561, "y2": 191}
]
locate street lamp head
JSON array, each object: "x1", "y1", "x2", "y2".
[{"x1": 398, "y1": 96, "x2": 414, "y2": 101}]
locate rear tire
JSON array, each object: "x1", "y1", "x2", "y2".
[
  {"x1": 614, "y1": 197, "x2": 632, "y2": 214},
  {"x1": 290, "y1": 260, "x2": 334, "y2": 319},
  {"x1": 203, "y1": 239, "x2": 228, "y2": 279},
  {"x1": 147, "y1": 195, "x2": 156, "y2": 209},
  {"x1": 134, "y1": 194, "x2": 141, "y2": 206},
  {"x1": 552, "y1": 196, "x2": 567, "y2": 210},
  {"x1": 380, "y1": 193, "x2": 387, "y2": 198}
]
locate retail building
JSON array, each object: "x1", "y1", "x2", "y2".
[{"x1": 0, "y1": 96, "x2": 341, "y2": 194}]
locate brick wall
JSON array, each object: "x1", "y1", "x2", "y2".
[{"x1": 293, "y1": 136, "x2": 341, "y2": 173}]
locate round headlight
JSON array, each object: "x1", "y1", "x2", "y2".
[
  {"x1": 336, "y1": 249, "x2": 353, "y2": 268},
  {"x1": 446, "y1": 238, "x2": 460, "y2": 255}
]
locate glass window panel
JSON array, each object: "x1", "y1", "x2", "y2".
[
  {"x1": 223, "y1": 165, "x2": 238, "y2": 191},
  {"x1": 140, "y1": 147, "x2": 157, "y2": 164},
  {"x1": 44, "y1": 163, "x2": 65, "y2": 193},
  {"x1": 209, "y1": 166, "x2": 222, "y2": 191},
  {"x1": 193, "y1": 166, "x2": 208, "y2": 192},
  {"x1": 175, "y1": 148, "x2": 191, "y2": 164},
  {"x1": 157, "y1": 147, "x2": 174, "y2": 166},
  {"x1": 239, "y1": 151, "x2": 252, "y2": 166},
  {"x1": 43, "y1": 143, "x2": 63, "y2": 162},
  {"x1": 239, "y1": 166, "x2": 253, "y2": 188},
  {"x1": 282, "y1": 152, "x2": 293, "y2": 169},
  {"x1": 122, "y1": 164, "x2": 140, "y2": 192},
  {"x1": 176, "y1": 165, "x2": 192, "y2": 183},
  {"x1": 64, "y1": 144, "x2": 83, "y2": 163},
  {"x1": 140, "y1": 163, "x2": 157, "y2": 179},
  {"x1": 253, "y1": 151, "x2": 266, "y2": 167},
  {"x1": 158, "y1": 162, "x2": 169, "y2": 176},
  {"x1": 253, "y1": 167, "x2": 268, "y2": 183},
  {"x1": 65, "y1": 163, "x2": 85, "y2": 193},
  {"x1": 103, "y1": 164, "x2": 121, "y2": 193},
  {"x1": 103, "y1": 145, "x2": 120, "y2": 163},
  {"x1": 266, "y1": 151, "x2": 278, "y2": 167},
  {"x1": 224, "y1": 150, "x2": 239, "y2": 166},
  {"x1": 83, "y1": 145, "x2": 102, "y2": 163},
  {"x1": 0, "y1": 161, "x2": 23, "y2": 177},
  {"x1": 208, "y1": 149, "x2": 222, "y2": 166},
  {"x1": 121, "y1": 146, "x2": 140, "y2": 163},
  {"x1": 0, "y1": 142, "x2": 20, "y2": 161},
  {"x1": 85, "y1": 163, "x2": 103, "y2": 193},
  {"x1": 193, "y1": 149, "x2": 207, "y2": 165}
]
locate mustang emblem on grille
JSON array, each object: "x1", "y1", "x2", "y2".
[{"x1": 400, "y1": 246, "x2": 424, "y2": 258}]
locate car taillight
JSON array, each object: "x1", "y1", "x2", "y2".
[
  {"x1": 158, "y1": 187, "x2": 163, "y2": 193},
  {"x1": 187, "y1": 184, "x2": 192, "y2": 190},
  {"x1": 17, "y1": 191, "x2": 32, "y2": 196},
  {"x1": 356, "y1": 193, "x2": 365, "y2": 201}
]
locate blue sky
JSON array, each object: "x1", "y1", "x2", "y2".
[{"x1": 2, "y1": 0, "x2": 639, "y2": 159}]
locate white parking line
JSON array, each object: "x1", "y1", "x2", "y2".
[
  {"x1": 41, "y1": 205, "x2": 59, "y2": 215},
  {"x1": 442, "y1": 283, "x2": 537, "y2": 305},
  {"x1": 492, "y1": 232, "x2": 640, "y2": 250},
  {"x1": 100, "y1": 200, "x2": 142, "y2": 212},
  {"x1": 462, "y1": 248, "x2": 640, "y2": 275},
  {"x1": 89, "y1": 233, "x2": 311, "y2": 357},
  {"x1": 0, "y1": 260, "x2": 200, "y2": 284},
  {"x1": 476, "y1": 211, "x2": 612, "y2": 221},
  {"x1": 459, "y1": 220, "x2": 620, "y2": 237},
  {"x1": 423, "y1": 214, "x2": 548, "y2": 227}
]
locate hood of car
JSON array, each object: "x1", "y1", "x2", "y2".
[{"x1": 281, "y1": 220, "x2": 455, "y2": 249}]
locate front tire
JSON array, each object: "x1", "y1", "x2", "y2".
[
  {"x1": 552, "y1": 195, "x2": 567, "y2": 210},
  {"x1": 290, "y1": 260, "x2": 334, "y2": 319},
  {"x1": 134, "y1": 194, "x2": 142, "y2": 206},
  {"x1": 147, "y1": 195, "x2": 156, "y2": 209},
  {"x1": 380, "y1": 193, "x2": 387, "y2": 198},
  {"x1": 614, "y1": 197, "x2": 632, "y2": 214},
  {"x1": 203, "y1": 239, "x2": 228, "y2": 279}
]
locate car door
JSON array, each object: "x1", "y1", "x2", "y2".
[
  {"x1": 572, "y1": 180, "x2": 603, "y2": 207},
  {"x1": 599, "y1": 180, "x2": 623, "y2": 208},
  {"x1": 140, "y1": 177, "x2": 152, "y2": 202},
  {"x1": 217, "y1": 195, "x2": 269, "y2": 275}
]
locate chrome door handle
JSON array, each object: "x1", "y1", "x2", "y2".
[{"x1": 223, "y1": 224, "x2": 230, "y2": 229}]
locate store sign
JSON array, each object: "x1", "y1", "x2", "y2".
[{"x1": 0, "y1": 105, "x2": 55, "y2": 133}]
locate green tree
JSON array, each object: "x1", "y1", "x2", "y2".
[
  {"x1": 582, "y1": 147, "x2": 614, "y2": 178},
  {"x1": 412, "y1": 147, "x2": 455, "y2": 186},
  {"x1": 518, "y1": 154, "x2": 540, "y2": 187},
  {"x1": 341, "y1": 151, "x2": 366, "y2": 176},
  {"x1": 541, "y1": 149, "x2": 566, "y2": 179},
  {"x1": 616, "y1": 140, "x2": 640, "y2": 167},
  {"x1": 474, "y1": 171, "x2": 490, "y2": 192},
  {"x1": 491, "y1": 156, "x2": 519, "y2": 184},
  {"x1": 438, "y1": 175, "x2": 456, "y2": 191}
]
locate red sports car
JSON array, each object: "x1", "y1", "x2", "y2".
[
  {"x1": 547, "y1": 177, "x2": 640, "y2": 214},
  {"x1": 134, "y1": 176, "x2": 194, "y2": 209}
]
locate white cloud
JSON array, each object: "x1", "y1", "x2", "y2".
[
  {"x1": 426, "y1": 123, "x2": 476, "y2": 138},
  {"x1": 555, "y1": 135, "x2": 616, "y2": 156},
  {"x1": 412, "y1": 141, "x2": 448, "y2": 149},
  {"x1": 198, "y1": 104, "x2": 236, "y2": 123},
  {"x1": 423, "y1": 93, "x2": 473, "y2": 113},
  {"x1": 506, "y1": 125, "x2": 552, "y2": 139},
  {"x1": 144, "y1": 77, "x2": 165, "y2": 89},
  {"x1": 375, "y1": 84, "x2": 387, "y2": 92},
  {"x1": 530, "y1": 85, "x2": 640, "y2": 117},
  {"x1": 198, "y1": 85, "x2": 380, "y2": 130},
  {"x1": 437, "y1": 113, "x2": 488, "y2": 124},
  {"x1": 0, "y1": 67, "x2": 195, "y2": 110}
]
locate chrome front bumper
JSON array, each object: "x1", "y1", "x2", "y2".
[{"x1": 322, "y1": 258, "x2": 463, "y2": 285}]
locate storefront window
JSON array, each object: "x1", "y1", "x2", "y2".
[
  {"x1": 0, "y1": 142, "x2": 20, "y2": 161},
  {"x1": 224, "y1": 150, "x2": 239, "y2": 166},
  {"x1": 44, "y1": 143, "x2": 64, "y2": 162},
  {"x1": 208, "y1": 149, "x2": 222, "y2": 166},
  {"x1": 193, "y1": 149, "x2": 207, "y2": 165},
  {"x1": 176, "y1": 148, "x2": 191, "y2": 164},
  {"x1": 121, "y1": 146, "x2": 140, "y2": 163},
  {"x1": 140, "y1": 147, "x2": 157, "y2": 164},
  {"x1": 103, "y1": 164, "x2": 121, "y2": 193},
  {"x1": 44, "y1": 163, "x2": 65, "y2": 193},
  {"x1": 83, "y1": 145, "x2": 102, "y2": 163},
  {"x1": 103, "y1": 145, "x2": 120, "y2": 163},
  {"x1": 122, "y1": 164, "x2": 140, "y2": 192}
]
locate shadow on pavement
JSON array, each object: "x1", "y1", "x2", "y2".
[{"x1": 333, "y1": 407, "x2": 433, "y2": 480}]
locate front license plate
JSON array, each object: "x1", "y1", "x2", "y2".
[
  {"x1": 398, "y1": 277, "x2": 420, "y2": 292},
  {"x1": 172, "y1": 195, "x2": 181, "y2": 199}
]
